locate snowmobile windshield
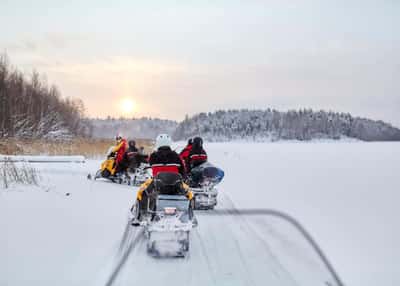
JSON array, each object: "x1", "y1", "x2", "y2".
[{"x1": 106, "y1": 146, "x2": 114, "y2": 156}]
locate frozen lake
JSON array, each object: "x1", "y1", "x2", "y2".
[{"x1": 1, "y1": 142, "x2": 399, "y2": 285}]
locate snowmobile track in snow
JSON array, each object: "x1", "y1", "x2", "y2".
[
  {"x1": 105, "y1": 224, "x2": 144, "y2": 286},
  {"x1": 199, "y1": 194, "x2": 345, "y2": 286},
  {"x1": 102, "y1": 193, "x2": 345, "y2": 286}
]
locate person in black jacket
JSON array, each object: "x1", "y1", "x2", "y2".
[
  {"x1": 131, "y1": 134, "x2": 192, "y2": 225},
  {"x1": 118, "y1": 140, "x2": 139, "y2": 173},
  {"x1": 149, "y1": 135, "x2": 185, "y2": 177}
]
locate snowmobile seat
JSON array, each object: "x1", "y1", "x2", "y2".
[
  {"x1": 189, "y1": 163, "x2": 225, "y2": 187},
  {"x1": 154, "y1": 172, "x2": 185, "y2": 196}
]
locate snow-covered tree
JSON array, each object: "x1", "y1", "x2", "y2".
[
  {"x1": 0, "y1": 54, "x2": 90, "y2": 140},
  {"x1": 172, "y1": 109, "x2": 400, "y2": 142},
  {"x1": 89, "y1": 117, "x2": 177, "y2": 140}
]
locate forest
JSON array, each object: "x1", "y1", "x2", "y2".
[
  {"x1": 173, "y1": 109, "x2": 400, "y2": 142},
  {"x1": 0, "y1": 54, "x2": 90, "y2": 139}
]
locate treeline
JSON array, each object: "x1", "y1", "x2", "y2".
[
  {"x1": 2, "y1": 53, "x2": 399, "y2": 142},
  {"x1": 0, "y1": 54, "x2": 90, "y2": 139},
  {"x1": 90, "y1": 117, "x2": 177, "y2": 139},
  {"x1": 173, "y1": 109, "x2": 400, "y2": 142}
]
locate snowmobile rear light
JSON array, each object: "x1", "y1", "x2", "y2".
[{"x1": 164, "y1": 207, "x2": 177, "y2": 215}]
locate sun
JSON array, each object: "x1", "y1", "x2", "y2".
[{"x1": 120, "y1": 98, "x2": 136, "y2": 115}]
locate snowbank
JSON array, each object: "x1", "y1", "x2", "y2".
[{"x1": 0, "y1": 155, "x2": 85, "y2": 163}]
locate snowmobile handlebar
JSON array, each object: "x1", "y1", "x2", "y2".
[
  {"x1": 107, "y1": 152, "x2": 116, "y2": 158},
  {"x1": 140, "y1": 165, "x2": 152, "y2": 170}
]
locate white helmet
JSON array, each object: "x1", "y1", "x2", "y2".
[{"x1": 155, "y1": 134, "x2": 172, "y2": 149}]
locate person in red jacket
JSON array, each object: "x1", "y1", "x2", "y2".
[
  {"x1": 113, "y1": 134, "x2": 127, "y2": 174},
  {"x1": 179, "y1": 138, "x2": 193, "y2": 172},
  {"x1": 188, "y1": 137, "x2": 208, "y2": 170}
]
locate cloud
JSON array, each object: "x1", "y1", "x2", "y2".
[
  {"x1": 3, "y1": 40, "x2": 37, "y2": 53},
  {"x1": 44, "y1": 33, "x2": 93, "y2": 50}
]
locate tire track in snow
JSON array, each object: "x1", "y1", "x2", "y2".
[
  {"x1": 118, "y1": 228, "x2": 147, "y2": 285},
  {"x1": 196, "y1": 206, "x2": 258, "y2": 286},
  {"x1": 117, "y1": 220, "x2": 137, "y2": 254},
  {"x1": 198, "y1": 204, "x2": 267, "y2": 284},
  {"x1": 104, "y1": 223, "x2": 144, "y2": 286},
  {"x1": 209, "y1": 194, "x2": 344, "y2": 286},
  {"x1": 251, "y1": 217, "x2": 331, "y2": 279},
  {"x1": 102, "y1": 192, "x2": 342, "y2": 286},
  {"x1": 192, "y1": 228, "x2": 219, "y2": 285},
  {"x1": 220, "y1": 193, "x2": 300, "y2": 286},
  {"x1": 104, "y1": 198, "x2": 296, "y2": 286}
]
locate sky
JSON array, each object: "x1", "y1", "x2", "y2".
[{"x1": 1, "y1": 0, "x2": 399, "y2": 126}]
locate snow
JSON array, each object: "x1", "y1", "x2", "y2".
[
  {"x1": 203, "y1": 141, "x2": 400, "y2": 286},
  {"x1": 1, "y1": 142, "x2": 399, "y2": 286},
  {"x1": 0, "y1": 155, "x2": 85, "y2": 163},
  {"x1": 0, "y1": 161, "x2": 133, "y2": 285}
]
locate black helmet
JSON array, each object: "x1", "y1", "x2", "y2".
[
  {"x1": 188, "y1": 138, "x2": 193, "y2": 145},
  {"x1": 193, "y1": 137, "x2": 203, "y2": 148},
  {"x1": 129, "y1": 140, "x2": 136, "y2": 148}
]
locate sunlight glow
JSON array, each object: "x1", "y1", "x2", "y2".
[{"x1": 120, "y1": 98, "x2": 136, "y2": 115}]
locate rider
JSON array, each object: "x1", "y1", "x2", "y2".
[
  {"x1": 120, "y1": 140, "x2": 139, "y2": 172},
  {"x1": 187, "y1": 137, "x2": 208, "y2": 171},
  {"x1": 131, "y1": 134, "x2": 193, "y2": 224},
  {"x1": 149, "y1": 134, "x2": 185, "y2": 176},
  {"x1": 179, "y1": 138, "x2": 193, "y2": 172},
  {"x1": 136, "y1": 146, "x2": 149, "y2": 165},
  {"x1": 113, "y1": 134, "x2": 127, "y2": 174},
  {"x1": 127, "y1": 140, "x2": 138, "y2": 153}
]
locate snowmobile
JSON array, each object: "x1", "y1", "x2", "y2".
[
  {"x1": 131, "y1": 163, "x2": 152, "y2": 186},
  {"x1": 130, "y1": 172, "x2": 196, "y2": 257},
  {"x1": 146, "y1": 194, "x2": 194, "y2": 257},
  {"x1": 92, "y1": 147, "x2": 131, "y2": 185},
  {"x1": 187, "y1": 162, "x2": 224, "y2": 210}
]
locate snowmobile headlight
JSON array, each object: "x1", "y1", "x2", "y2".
[{"x1": 164, "y1": 207, "x2": 177, "y2": 215}]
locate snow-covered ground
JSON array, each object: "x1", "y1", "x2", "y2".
[
  {"x1": 1, "y1": 142, "x2": 399, "y2": 286},
  {"x1": 206, "y1": 142, "x2": 400, "y2": 286},
  {"x1": 0, "y1": 155, "x2": 85, "y2": 163}
]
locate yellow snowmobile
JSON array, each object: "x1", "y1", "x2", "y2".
[
  {"x1": 99, "y1": 153, "x2": 117, "y2": 177},
  {"x1": 93, "y1": 147, "x2": 130, "y2": 184}
]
